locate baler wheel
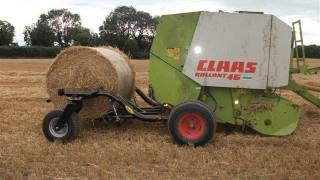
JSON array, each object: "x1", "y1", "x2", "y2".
[
  {"x1": 42, "y1": 109, "x2": 80, "y2": 142},
  {"x1": 168, "y1": 101, "x2": 216, "y2": 146}
]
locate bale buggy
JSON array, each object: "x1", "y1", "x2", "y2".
[{"x1": 42, "y1": 11, "x2": 320, "y2": 146}]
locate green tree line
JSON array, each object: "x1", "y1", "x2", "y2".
[
  {"x1": 1, "y1": 6, "x2": 320, "y2": 59},
  {"x1": 297, "y1": 45, "x2": 320, "y2": 59},
  {"x1": 0, "y1": 6, "x2": 159, "y2": 59}
]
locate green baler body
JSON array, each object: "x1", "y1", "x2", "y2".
[{"x1": 149, "y1": 12, "x2": 301, "y2": 136}]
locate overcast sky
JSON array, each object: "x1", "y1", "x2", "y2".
[{"x1": 1, "y1": 0, "x2": 320, "y2": 45}]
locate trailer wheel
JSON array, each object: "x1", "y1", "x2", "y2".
[
  {"x1": 168, "y1": 101, "x2": 216, "y2": 146},
  {"x1": 42, "y1": 109, "x2": 80, "y2": 142}
]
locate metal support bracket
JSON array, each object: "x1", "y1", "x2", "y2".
[
  {"x1": 56, "y1": 101, "x2": 83, "y2": 129},
  {"x1": 285, "y1": 80, "x2": 320, "y2": 108}
]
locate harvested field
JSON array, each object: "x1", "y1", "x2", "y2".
[{"x1": 0, "y1": 58, "x2": 319, "y2": 179}]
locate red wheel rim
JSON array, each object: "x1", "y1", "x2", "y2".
[{"x1": 177, "y1": 113, "x2": 205, "y2": 141}]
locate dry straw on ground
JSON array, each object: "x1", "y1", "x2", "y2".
[
  {"x1": 0, "y1": 59, "x2": 319, "y2": 179},
  {"x1": 46, "y1": 46, "x2": 135, "y2": 119}
]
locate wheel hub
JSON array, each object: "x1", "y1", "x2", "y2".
[
  {"x1": 178, "y1": 113, "x2": 205, "y2": 141},
  {"x1": 188, "y1": 120, "x2": 196, "y2": 128},
  {"x1": 49, "y1": 117, "x2": 68, "y2": 138}
]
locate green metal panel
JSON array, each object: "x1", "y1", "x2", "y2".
[
  {"x1": 149, "y1": 55, "x2": 201, "y2": 105},
  {"x1": 200, "y1": 88, "x2": 300, "y2": 135},
  {"x1": 149, "y1": 12, "x2": 202, "y2": 105},
  {"x1": 150, "y1": 12, "x2": 201, "y2": 70},
  {"x1": 200, "y1": 88, "x2": 235, "y2": 124},
  {"x1": 236, "y1": 92, "x2": 300, "y2": 135}
]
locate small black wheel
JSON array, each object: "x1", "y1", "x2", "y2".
[
  {"x1": 42, "y1": 109, "x2": 80, "y2": 142},
  {"x1": 168, "y1": 101, "x2": 217, "y2": 146}
]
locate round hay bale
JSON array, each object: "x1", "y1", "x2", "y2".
[{"x1": 46, "y1": 46, "x2": 135, "y2": 120}]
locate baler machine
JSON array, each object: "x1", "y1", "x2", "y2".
[{"x1": 42, "y1": 11, "x2": 320, "y2": 146}]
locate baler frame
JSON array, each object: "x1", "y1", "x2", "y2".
[{"x1": 52, "y1": 87, "x2": 169, "y2": 130}]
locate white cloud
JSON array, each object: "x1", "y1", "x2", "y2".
[{"x1": 1, "y1": 0, "x2": 319, "y2": 45}]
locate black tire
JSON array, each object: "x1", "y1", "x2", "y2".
[
  {"x1": 42, "y1": 109, "x2": 80, "y2": 142},
  {"x1": 168, "y1": 101, "x2": 217, "y2": 146}
]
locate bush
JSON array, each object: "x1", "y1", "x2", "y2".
[
  {"x1": 123, "y1": 39, "x2": 138, "y2": 58},
  {"x1": 133, "y1": 51, "x2": 149, "y2": 59},
  {"x1": 304, "y1": 45, "x2": 320, "y2": 59},
  {"x1": 0, "y1": 46, "x2": 61, "y2": 58},
  {"x1": 295, "y1": 45, "x2": 320, "y2": 59}
]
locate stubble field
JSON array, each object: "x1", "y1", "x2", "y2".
[{"x1": 0, "y1": 58, "x2": 319, "y2": 179}]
